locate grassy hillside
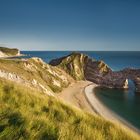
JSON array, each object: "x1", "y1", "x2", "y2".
[
  {"x1": 0, "y1": 47, "x2": 19, "y2": 56},
  {"x1": 0, "y1": 78, "x2": 139, "y2": 140},
  {"x1": 0, "y1": 58, "x2": 74, "y2": 93}
]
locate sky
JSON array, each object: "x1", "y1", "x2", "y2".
[{"x1": 0, "y1": 0, "x2": 140, "y2": 51}]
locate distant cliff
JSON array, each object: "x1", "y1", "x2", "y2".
[
  {"x1": 50, "y1": 52, "x2": 140, "y2": 93},
  {"x1": 0, "y1": 47, "x2": 20, "y2": 57}
]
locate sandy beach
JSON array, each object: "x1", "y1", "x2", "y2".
[
  {"x1": 85, "y1": 84, "x2": 140, "y2": 133},
  {"x1": 58, "y1": 81, "x2": 140, "y2": 135},
  {"x1": 57, "y1": 81, "x2": 95, "y2": 114}
]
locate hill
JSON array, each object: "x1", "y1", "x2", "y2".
[
  {"x1": 0, "y1": 47, "x2": 20, "y2": 57},
  {"x1": 0, "y1": 57, "x2": 74, "y2": 94},
  {"x1": 0, "y1": 50, "x2": 140, "y2": 139},
  {"x1": 0, "y1": 78, "x2": 139, "y2": 140}
]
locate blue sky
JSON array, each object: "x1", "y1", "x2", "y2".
[{"x1": 0, "y1": 0, "x2": 140, "y2": 51}]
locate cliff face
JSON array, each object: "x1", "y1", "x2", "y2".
[
  {"x1": 0, "y1": 47, "x2": 20, "y2": 57},
  {"x1": 50, "y1": 52, "x2": 88, "y2": 80},
  {"x1": 135, "y1": 78, "x2": 140, "y2": 93},
  {"x1": 0, "y1": 51, "x2": 139, "y2": 93},
  {"x1": 121, "y1": 68, "x2": 140, "y2": 92},
  {"x1": 50, "y1": 52, "x2": 140, "y2": 92},
  {"x1": 50, "y1": 52, "x2": 111, "y2": 80}
]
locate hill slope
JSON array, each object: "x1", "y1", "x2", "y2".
[
  {"x1": 0, "y1": 47, "x2": 20, "y2": 57},
  {"x1": 0, "y1": 78, "x2": 139, "y2": 140},
  {"x1": 0, "y1": 58, "x2": 74, "y2": 94}
]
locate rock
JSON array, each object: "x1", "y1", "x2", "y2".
[
  {"x1": 50, "y1": 53, "x2": 85, "y2": 80},
  {"x1": 123, "y1": 79, "x2": 129, "y2": 89},
  {"x1": 134, "y1": 77, "x2": 140, "y2": 93},
  {"x1": 49, "y1": 52, "x2": 140, "y2": 93}
]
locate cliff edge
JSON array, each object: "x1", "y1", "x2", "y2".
[
  {"x1": 0, "y1": 46, "x2": 21, "y2": 57},
  {"x1": 50, "y1": 52, "x2": 140, "y2": 92}
]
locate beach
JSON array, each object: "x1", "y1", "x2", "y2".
[
  {"x1": 57, "y1": 81, "x2": 95, "y2": 114},
  {"x1": 57, "y1": 81, "x2": 140, "y2": 135},
  {"x1": 85, "y1": 84, "x2": 140, "y2": 133}
]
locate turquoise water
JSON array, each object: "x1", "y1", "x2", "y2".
[
  {"x1": 94, "y1": 85, "x2": 140, "y2": 130},
  {"x1": 21, "y1": 51, "x2": 140, "y2": 130}
]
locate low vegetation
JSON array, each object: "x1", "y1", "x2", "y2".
[
  {"x1": 0, "y1": 78, "x2": 139, "y2": 140},
  {"x1": 0, "y1": 47, "x2": 19, "y2": 56},
  {"x1": 0, "y1": 58, "x2": 74, "y2": 93}
]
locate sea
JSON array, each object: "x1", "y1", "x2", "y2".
[{"x1": 21, "y1": 51, "x2": 140, "y2": 130}]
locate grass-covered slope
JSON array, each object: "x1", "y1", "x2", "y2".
[
  {"x1": 0, "y1": 58, "x2": 74, "y2": 93},
  {"x1": 0, "y1": 78, "x2": 139, "y2": 140},
  {"x1": 0, "y1": 47, "x2": 19, "y2": 56}
]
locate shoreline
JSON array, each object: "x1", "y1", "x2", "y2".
[
  {"x1": 57, "y1": 81, "x2": 95, "y2": 114},
  {"x1": 85, "y1": 84, "x2": 140, "y2": 135}
]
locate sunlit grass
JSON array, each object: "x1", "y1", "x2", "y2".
[{"x1": 0, "y1": 78, "x2": 139, "y2": 140}]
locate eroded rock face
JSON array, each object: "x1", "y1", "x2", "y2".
[
  {"x1": 0, "y1": 69, "x2": 54, "y2": 96},
  {"x1": 50, "y1": 52, "x2": 88, "y2": 80},
  {"x1": 0, "y1": 57, "x2": 75, "y2": 95},
  {"x1": 85, "y1": 59, "x2": 140, "y2": 91},
  {"x1": 49, "y1": 52, "x2": 140, "y2": 92},
  {"x1": 134, "y1": 77, "x2": 140, "y2": 93},
  {"x1": 84, "y1": 59, "x2": 128, "y2": 89}
]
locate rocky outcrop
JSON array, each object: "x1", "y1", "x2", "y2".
[
  {"x1": 84, "y1": 59, "x2": 130, "y2": 89},
  {"x1": 86, "y1": 58, "x2": 140, "y2": 92},
  {"x1": 50, "y1": 52, "x2": 88, "y2": 80},
  {"x1": 0, "y1": 69, "x2": 54, "y2": 96},
  {"x1": 135, "y1": 77, "x2": 140, "y2": 93},
  {"x1": 50, "y1": 52, "x2": 140, "y2": 93}
]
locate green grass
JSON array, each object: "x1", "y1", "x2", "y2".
[
  {"x1": 0, "y1": 58, "x2": 73, "y2": 93},
  {"x1": 0, "y1": 78, "x2": 139, "y2": 140}
]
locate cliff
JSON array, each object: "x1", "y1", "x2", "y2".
[
  {"x1": 50, "y1": 52, "x2": 140, "y2": 92},
  {"x1": 50, "y1": 52, "x2": 111, "y2": 80},
  {"x1": 1, "y1": 51, "x2": 139, "y2": 93},
  {"x1": 50, "y1": 52, "x2": 87, "y2": 80},
  {"x1": 0, "y1": 47, "x2": 20, "y2": 57},
  {"x1": 0, "y1": 51, "x2": 140, "y2": 139}
]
